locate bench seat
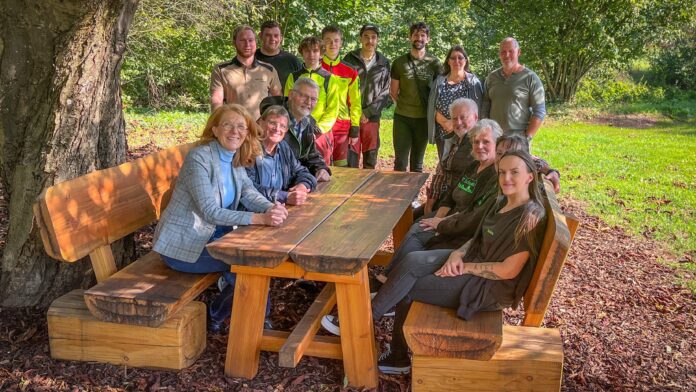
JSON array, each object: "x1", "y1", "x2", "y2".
[
  {"x1": 404, "y1": 302, "x2": 503, "y2": 360},
  {"x1": 84, "y1": 251, "x2": 219, "y2": 327},
  {"x1": 48, "y1": 289, "x2": 207, "y2": 370}
]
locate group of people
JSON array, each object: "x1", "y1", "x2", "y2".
[{"x1": 152, "y1": 19, "x2": 563, "y2": 377}]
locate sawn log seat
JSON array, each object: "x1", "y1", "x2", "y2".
[{"x1": 34, "y1": 142, "x2": 217, "y2": 369}]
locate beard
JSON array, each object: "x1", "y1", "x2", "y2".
[{"x1": 411, "y1": 41, "x2": 425, "y2": 50}]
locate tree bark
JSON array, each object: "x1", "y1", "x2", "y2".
[{"x1": 0, "y1": 0, "x2": 140, "y2": 307}]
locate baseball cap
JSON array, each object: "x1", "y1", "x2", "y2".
[{"x1": 360, "y1": 24, "x2": 380, "y2": 36}]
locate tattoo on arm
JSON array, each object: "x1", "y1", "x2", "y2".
[{"x1": 467, "y1": 263, "x2": 503, "y2": 280}]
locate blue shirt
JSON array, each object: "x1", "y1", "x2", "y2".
[
  {"x1": 260, "y1": 147, "x2": 287, "y2": 202},
  {"x1": 218, "y1": 148, "x2": 236, "y2": 208},
  {"x1": 289, "y1": 115, "x2": 311, "y2": 141}
]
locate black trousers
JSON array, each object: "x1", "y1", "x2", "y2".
[{"x1": 393, "y1": 113, "x2": 428, "y2": 172}]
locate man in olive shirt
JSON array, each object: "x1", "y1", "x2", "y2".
[
  {"x1": 390, "y1": 22, "x2": 441, "y2": 172},
  {"x1": 255, "y1": 20, "x2": 303, "y2": 88},
  {"x1": 210, "y1": 25, "x2": 282, "y2": 119},
  {"x1": 481, "y1": 37, "x2": 546, "y2": 140}
]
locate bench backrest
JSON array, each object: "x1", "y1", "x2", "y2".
[
  {"x1": 522, "y1": 181, "x2": 579, "y2": 327},
  {"x1": 34, "y1": 143, "x2": 195, "y2": 267}
]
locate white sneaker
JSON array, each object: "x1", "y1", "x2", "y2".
[
  {"x1": 217, "y1": 276, "x2": 227, "y2": 292},
  {"x1": 321, "y1": 315, "x2": 341, "y2": 336}
]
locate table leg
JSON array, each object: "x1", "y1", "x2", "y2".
[
  {"x1": 392, "y1": 205, "x2": 413, "y2": 249},
  {"x1": 224, "y1": 273, "x2": 270, "y2": 378},
  {"x1": 335, "y1": 266, "x2": 378, "y2": 388}
]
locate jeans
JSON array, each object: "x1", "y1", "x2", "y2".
[
  {"x1": 384, "y1": 212, "x2": 437, "y2": 276},
  {"x1": 372, "y1": 248, "x2": 471, "y2": 356},
  {"x1": 161, "y1": 225, "x2": 271, "y2": 322},
  {"x1": 393, "y1": 113, "x2": 428, "y2": 172}
]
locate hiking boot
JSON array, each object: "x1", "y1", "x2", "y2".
[
  {"x1": 378, "y1": 350, "x2": 411, "y2": 374},
  {"x1": 321, "y1": 314, "x2": 340, "y2": 336}
]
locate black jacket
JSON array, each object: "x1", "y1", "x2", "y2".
[
  {"x1": 343, "y1": 49, "x2": 391, "y2": 121},
  {"x1": 259, "y1": 96, "x2": 330, "y2": 177}
]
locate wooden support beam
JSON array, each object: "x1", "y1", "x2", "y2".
[
  {"x1": 260, "y1": 330, "x2": 343, "y2": 360},
  {"x1": 392, "y1": 205, "x2": 414, "y2": 249},
  {"x1": 368, "y1": 250, "x2": 393, "y2": 266},
  {"x1": 89, "y1": 245, "x2": 117, "y2": 282},
  {"x1": 279, "y1": 284, "x2": 337, "y2": 367},
  {"x1": 231, "y1": 261, "x2": 362, "y2": 284}
]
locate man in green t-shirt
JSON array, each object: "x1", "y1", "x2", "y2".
[
  {"x1": 481, "y1": 37, "x2": 546, "y2": 140},
  {"x1": 389, "y1": 22, "x2": 441, "y2": 172}
]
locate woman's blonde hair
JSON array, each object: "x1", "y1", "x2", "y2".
[{"x1": 200, "y1": 104, "x2": 262, "y2": 167}]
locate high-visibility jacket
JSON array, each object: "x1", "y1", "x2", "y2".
[
  {"x1": 322, "y1": 55, "x2": 362, "y2": 136},
  {"x1": 284, "y1": 66, "x2": 340, "y2": 134}
]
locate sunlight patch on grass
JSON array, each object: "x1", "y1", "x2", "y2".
[{"x1": 534, "y1": 121, "x2": 695, "y2": 260}]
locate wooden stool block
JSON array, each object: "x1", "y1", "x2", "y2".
[
  {"x1": 411, "y1": 325, "x2": 563, "y2": 392},
  {"x1": 47, "y1": 290, "x2": 206, "y2": 370},
  {"x1": 404, "y1": 301, "x2": 503, "y2": 360}
]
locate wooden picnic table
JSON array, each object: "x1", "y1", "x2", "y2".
[{"x1": 207, "y1": 167, "x2": 428, "y2": 388}]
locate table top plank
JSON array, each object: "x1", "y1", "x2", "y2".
[
  {"x1": 206, "y1": 168, "x2": 375, "y2": 268},
  {"x1": 290, "y1": 171, "x2": 428, "y2": 274}
]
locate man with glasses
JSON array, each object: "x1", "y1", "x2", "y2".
[
  {"x1": 210, "y1": 25, "x2": 282, "y2": 119},
  {"x1": 262, "y1": 77, "x2": 331, "y2": 182},
  {"x1": 390, "y1": 22, "x2": 441, "y2": 172},
  {"x1": 284, "y1": 36, "x2": 340, "y2": 166},
  {"x1": 343, "y1": 24, "x2": 391, "y2": 169},
  {"x1": 481, "y1": 37, "x2": 546, "y2": 141}
]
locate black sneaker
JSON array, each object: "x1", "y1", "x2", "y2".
[
  {"x1": 321, "y1": 314, "x2": 340, "y2": 336},
  {"x1": 378, "y1": 350, "x2": 411, "y2": 374}
]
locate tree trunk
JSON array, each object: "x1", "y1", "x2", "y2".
[{"x1": 0, "y1": 0, "x2": 140, "y2": 307}]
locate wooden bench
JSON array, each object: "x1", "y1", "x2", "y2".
[
  {"x1": 404, "y1": 182, "x2": 580, "y2": 391},
  {"x1": 34, "y1": 142, "x2": 218, "y2": 369}
]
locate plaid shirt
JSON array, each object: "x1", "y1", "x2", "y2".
[{"x1": 427, "y1": 135, "x2": 473, "y2": 201}]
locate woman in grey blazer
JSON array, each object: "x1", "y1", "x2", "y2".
[{"x1": 153, "y1": 104, "x2": 288, "y2": 332}]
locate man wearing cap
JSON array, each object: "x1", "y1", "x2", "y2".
[
  {"x1": 210, "y1": 25, "x2": 282, "y2": 119},
  {"x1": 321, "y1": 25, "x2": 362, "y2": 167},
  {"x1": 390, "y1": 22, "x2": 441, "y2": 172},
  {"x1": 343, "y1": 24, "x2": 391, "y2": 169},
  {"x1": 255, "y1": 20, "x2": 303, "y2": 88}
]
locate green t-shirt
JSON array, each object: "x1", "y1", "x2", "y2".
[
  {"x1": 390, "y1": 52, "x2": 441, "y2": 118},
  {"x1": 482, "y1": 67, "x2": 545, "y2": 133}
]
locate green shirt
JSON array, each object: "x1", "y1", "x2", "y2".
[
  {"x1": 390, "y1": 52, "x2": 441, "y2": 118},
  {"x1": 482, "y1": 67, "x2": 545, "y2": 133}
]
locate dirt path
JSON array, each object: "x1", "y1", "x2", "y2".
[{"x1": 0, "y1": 155, "x2": 693, "y2": 391}]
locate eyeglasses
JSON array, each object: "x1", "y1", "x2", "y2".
[
  {"x1": 218, "y1": 123, "x2": 248, "y2": 133},
  {"x1": 449, "y1": 55, "x2": 466, "y2": 61},
  {"x1": 264, "y1": 120, "x2": 288, "y2": 131},
  {"x1": 292, "y1": 90, "x2": 319, "y2": 104}
]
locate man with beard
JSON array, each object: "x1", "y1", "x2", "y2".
[
  {"x1": 343, "y1": 24, "x2": 391, "y2": 169},
  {"x1": 210, "y1": 25, "x2": 282, "y2": 119},
  {"x1": 255, "y1": 20, "x2": 303, "y2": 88},
  {"x1": 389, "y1": 22, "x2": 441, "y2": 172},
  {"x1": 481, "y1": 37, "x2": 546, "y2": 140},
  {"x1": 261, "y1": 77, "x2": 331, "y2": 182}
]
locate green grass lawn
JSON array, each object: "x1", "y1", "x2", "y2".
[{"x1": 125, "y1": 108, "x2": 695, "y2": 289}]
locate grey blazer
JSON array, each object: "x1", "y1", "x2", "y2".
[{"x1": 153, "y1": 140, "x2": 274, "y2": 263}]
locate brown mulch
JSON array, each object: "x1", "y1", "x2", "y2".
[
  {"x1": 0, "y1": 150, "x2": 694, "y2": 391},
  {"x1": 588, "y1": 113, "x2": 661, "y2": 129}
]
